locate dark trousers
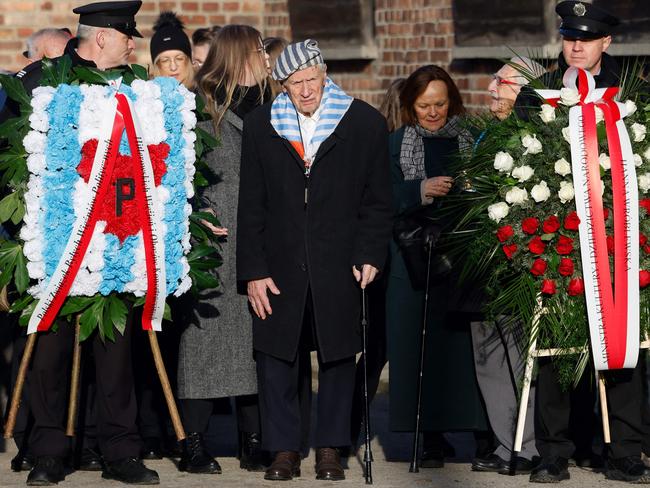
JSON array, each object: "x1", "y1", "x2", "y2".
[
  {"x1": 28, "y1": 321, "x2": 141, "y2": 462},
  {"x1": 180, "y1": 395, "x2": 261, "y2": 434},
  {"x1": 256, "y1": 350, "x2": 355, "y2": 453},
  {"x1": 536, "y1": 357, "x2": 643, "y2": 460}
]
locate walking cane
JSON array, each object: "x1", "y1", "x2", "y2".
[
  {"x1": 409, "y1": 233, "x2": 434, "y2": 473},
  {"x1": 360, "y1": 283, "x2": 374, "y2": 484}
]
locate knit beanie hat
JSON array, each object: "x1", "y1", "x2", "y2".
[
  {"x1": 272, "y1": 39, "x2": 324, "y2": 81},
  {"x1": 150, "y1": 12, "x2": 192, "y2": 62}
]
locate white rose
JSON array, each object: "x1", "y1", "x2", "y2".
[
  {"x1": 522, "y1": 134, "x2": 543, "y2": 155},
  {"x1": 560, "y1": 87, "x2": 581, "y2": 106},
  {"x1": 530, "y1": 181, "x2": 551, "y2": 203},
  {"x1": 558, "y1": 180, "x2": 575, "y2": 204},
  {"x1": 639, "y1": 173, "x2": 650, "y2": 193},
  {"x1": 554, "y1": 157, "x2": 572, "y2": 176},
  {"x1": 511, "y1": 165, "x2": 535, "y2": 182},
  {"x1": 562, "y1": 127, "x2": 571, "y2": 144},
  {"x1": 505, "y1": 187, "x2": 529, "y2": 206},
  {"x1": 493, "y1": 151, "x2": 514, "y2": 173},
  {"x1": 644, "y1": 146, "x2": 650, "y2": 162},
  {"x1": 539, "y1": 104, "x2": 556, "y2": 124},
  {"x1": 599, "y1": 153, "x2": 611, "y2": 170},
  {"x1": 631, "y1": 123, "x2": 647, "y2": 142},
  {"x1": 634, "y1": 154, "x2": 643, "y2": 167},
  {"x1": 625, "y1": 100, "x2": 637, "y2": 116},
  {"x1": 487, "y1": 202, "x2": 510, "y2": 223}
]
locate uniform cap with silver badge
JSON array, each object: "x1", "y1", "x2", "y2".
[{"x1": 555, "y1": 1, "x2": 619, "y2": 40}]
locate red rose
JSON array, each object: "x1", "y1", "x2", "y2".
[
  {"x1": 606, "y1": 235, "x2": 615, "y2": 255},
  {"x1": 603, "y1": 208, "x2": 610, "y2": 221},
  {"x1": 528, "y1": 236, "x2": 546, "y2": 255},
  {"x1": 502, "y1": 244, "x2": 517, "y2": 260},
  {"x1": 542, "y1": 215, "x2": 561, "y2": 234},
  {"x1": 496, "y1": 225, "x2": 514, "y2": 243},
  {"x1": 541, "y1": 279, "x2": 556, "y2": 295},
  {"x1": 563, "y1": 211, "x2": 580, "y2": 231},
  {"x1": 530, "y1": 258, "x2": 547, "y2": 276},
  {"x1": 644, "y1": 244, "x2": 650, "y2": 254},
  {"x1": 555, "y1": 235, "x2": 574, "y2": 255},
  {"x1": 558, "y1": 258, "x2": 574, "y2": 277},
  {"x1": 567, "y1": 278, "x2": 585, "y2": 296},
  {"x1": 641, "y1": 234, "x2": 648, "y2": 247},
  {"x1": 640, "y1": 199, "x2": 650, "y2": 214},
  {"x1": 521, "y1": 217, "x2": 539, "y2": 235},
  {"x1": 640, "y1": 270, "x2": 650, "y2": 288}
]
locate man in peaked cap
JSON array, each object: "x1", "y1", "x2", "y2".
[
  {"x1": 1, "y1": 2, "x2": 160, "y2": 486},
  {"x1": 237, "y1": 39, "x2": 392, "y2": 481},
  {"x1": 512, "y1": 2, "x2": 650, "y2": 485}
]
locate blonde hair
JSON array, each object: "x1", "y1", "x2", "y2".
[
  {"x1": 196, "y1": 24, "x2": 268, "y2": 131},
  {"x1": 150, "y1": 51, "x2": 195, "y2": 90}
]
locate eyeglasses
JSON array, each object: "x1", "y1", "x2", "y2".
[
  {"x1": 251, "y1": 46, "x2": 266, "y2": 55},
  {"x1": 192, "y1": 60, "x2": 203, "y2": 68},
  {"x1": 157, "y1": 54, "x2": 189, "y2": 68},
  {"x1": 492, "y1": 74, "x2": 522, "y2": 87}
]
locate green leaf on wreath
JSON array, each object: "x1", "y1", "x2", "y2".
[
  {"x1": 189, "y1": 269, "x2": 219, "y2": 290},
  {"x1": 0, "y1": 74, "x2": 31, "y2": 108},
  {"x1": 107, "y1": 295, "x2": 128, "y2": 335},
  {"x1": 131, "y1": 64, "x2": 149, "y2": 81},
  {"x1": 18, "y1": 300, "x2": 36, "y2": 327},
  {"x1": 0, "y1": 192, "x2": 19, "y2": 223},
  {"x1": 164, "y1": 302, "x2": 171, "y2": 322},
  {"x1": 79, "y1": 300, "x2": 100, "y2": 341},
  {"x1": 9, "y1": 293, "x2": 34, "y2": 313},
  {"x1": 540, "y1": 233, "x2": 555, "y2": 241},
  {"x1": 59, "y1": 296, "x2": 96, "y2": 316},
  {"x1": 14, "y1": 250, "x2": 29, "y2": 294}
]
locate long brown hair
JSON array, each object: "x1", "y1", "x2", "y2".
[
  {"x1": 400, "y1": 65, "x2": 465, "y2": 126},
  {"x1": 196, "y1": 24, "x2": 268, "y2": 131},
  {"x1": 379, "y1": 78, "x2": 405, "y2": 132}
]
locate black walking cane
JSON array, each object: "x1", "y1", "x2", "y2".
[
  {"x1": 409, "y1": 232, "x2": 435, "y2": 473},
  {"x1": 360, "y1": 282, "x2": 374, "y2": 484}
]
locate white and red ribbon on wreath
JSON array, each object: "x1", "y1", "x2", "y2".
[
  {"x1": 27, "y1": 92, "x2": 166, "y2": 335},
  {"x1": 536, "y1": 67, "x2": 639, "y2": 371}
]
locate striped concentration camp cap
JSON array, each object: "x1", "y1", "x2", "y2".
[{"x1": 272, "y1": 39, "x2": 324, "y2": 82}]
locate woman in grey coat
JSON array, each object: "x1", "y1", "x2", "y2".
[{"x1": 175, "y1": 24, "x2": 272, "y2": 474}]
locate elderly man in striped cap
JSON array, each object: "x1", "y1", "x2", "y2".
[{"x1": 237, "y1": 39, "x2": 393, "y2": 481}]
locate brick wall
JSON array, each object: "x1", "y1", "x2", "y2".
[{"x1": 0, "y1": 0, "x2": 494, "y2": 111}]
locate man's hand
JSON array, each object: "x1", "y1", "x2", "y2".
[
  {"x1": 247, "y1": 278, "x2": 281, "y2": 320},
  {"x1": 199, "y1": 207, "x2": 228, "y2": 236},
  {"x1": 423, "y1": 176, "x2": 454, "y2": 198},
  {"x1": 352, "y1": 264, "x2": 379, "y2": 289}
]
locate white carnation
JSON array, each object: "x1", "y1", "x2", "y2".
[
  {"x1": 23, "y1": 130, "x2": 46, "y2": 154},
  {"x1": 634, "y1": 154, "x2": 643, "y2": 167},
  {"x1": 554, "y1": 157, "x2": 572, "y2": 176},
  {"x1": 511, "y1": 165, "x2": 535, "y2": 182},
  {"x1": 530, "y1": 181, "x2": 551, "y2": 203},
  {"x1": 632, "y1": 123, "x2": 647, "y2": 142},
  {"x1": 505, "y1": 187, "x2": 528, "y2": 206},
  {"x1": 599, "y1": 153, "x2": 611, "y2": 170},
  {"x1": 487, "y1": 202, "x2": 509, "y2": 223},
  {"x1": 522, "y1": 134, "x2": 543, "y2": 155},
  {"x1": 558, "y1": 180, "x2": 575, "y2": 204},
  {"x1": 559, "y1": 87, "x2": 580, "y2": 106},
  {"x1": 625, "y1": 100, "x2": 637, "y2": 116},
  {"x1": 539, "y1": 104, "x2": 556, "y2": 124}
]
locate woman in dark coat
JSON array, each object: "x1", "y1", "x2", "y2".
[
  {"x1": 386, "y1": 65, "x2": 489, "y2": 467},
  {"x1": 174, "y1": 24, "x2": 272, "y2": 474}
]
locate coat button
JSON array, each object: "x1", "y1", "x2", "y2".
[{"x1": 299, "y1": 263, "x2": 307, "y2": 272}]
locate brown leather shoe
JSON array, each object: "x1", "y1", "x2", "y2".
[
  {"x1": 264, "y1": 451, "x2": 301, "y2": 481},
  {"x1": 315, "y1": 448, "x2": 345, "y2": 481}
]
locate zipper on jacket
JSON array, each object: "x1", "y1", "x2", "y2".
[{"x1": 304, "y1": 174, "x2": 310, "y2": 209}]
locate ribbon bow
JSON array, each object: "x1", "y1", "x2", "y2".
[{"x1": 536, "y1": 67, "x2": 639, "y2": 371}]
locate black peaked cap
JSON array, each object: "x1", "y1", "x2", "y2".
[
  {"x1": 73, "y1": 1, "x2": 143, "y2": 38},
  {"x1": 556, "y1": 1, "x2": 619, "y2": 40}
]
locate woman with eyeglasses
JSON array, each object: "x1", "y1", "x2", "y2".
[
  {"x1": 173, "y1": 24, "x2": 273, "y2": 474},
  {"x1": 150, "y1": 12, "x2": 194, "y2": 89}
]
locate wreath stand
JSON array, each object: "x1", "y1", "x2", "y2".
[
  {"x1": 513, "y1": 299, "x2": 649, "y2": 452},
  {"x1": 4, "y1": 317, "x2": 186, "y2": 442}
]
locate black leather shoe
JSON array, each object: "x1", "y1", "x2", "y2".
[
  {"x1": 11, "y1": 452, "x2": 35, "y2": 472},
  {"x1": 472, "y1": 453, "x2": 504, "y2": 472},
  {"x1": 606, "y1": 456, "x2": 650, "y2": 483},
  {"x1": 102, "y1": 457, "x2": 159, "y2": 484},
  {"x1": 140, "y1": 437, "x2": 163, "y2": 460},
  {"x1": 530, "y1": 457, "x2": 570, "y2": 483},
  {"x1": 77, "y1": 447, "x2": 103, "y2": 471},
  {"x1": 26, "y1": 456, "x2": 65, "y2": 486},
  {"x1": 239, "y1": 431, "x2": 271, "y2": 471},
  {"x1": 265, "y1": 451, "x2": 301, "y2": 481},
  {"x1": 499, "y1": 456, "x2": 535, "y2": 475},
  {"x1": 178, "y1": 432, "x2": 221, "y2": 474}
]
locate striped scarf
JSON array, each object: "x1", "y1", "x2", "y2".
[{"x1": 270, "y1": 77, "x2": 353, "y2": 167}]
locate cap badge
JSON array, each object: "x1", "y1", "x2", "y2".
[{"x1": 573, "y1": 2, "x2": 587, "y2": 16}]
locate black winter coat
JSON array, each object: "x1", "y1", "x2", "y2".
[{"x1": 236, "y1": 99, "x2": 393, "y2": 363}]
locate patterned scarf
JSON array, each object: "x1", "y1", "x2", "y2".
[
  {"x1": 399, "y1": 116, "x2": 473, "y2": 180},
  {"x1": 270, "y1": 77, "x2": 353, "y2": 167}
]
